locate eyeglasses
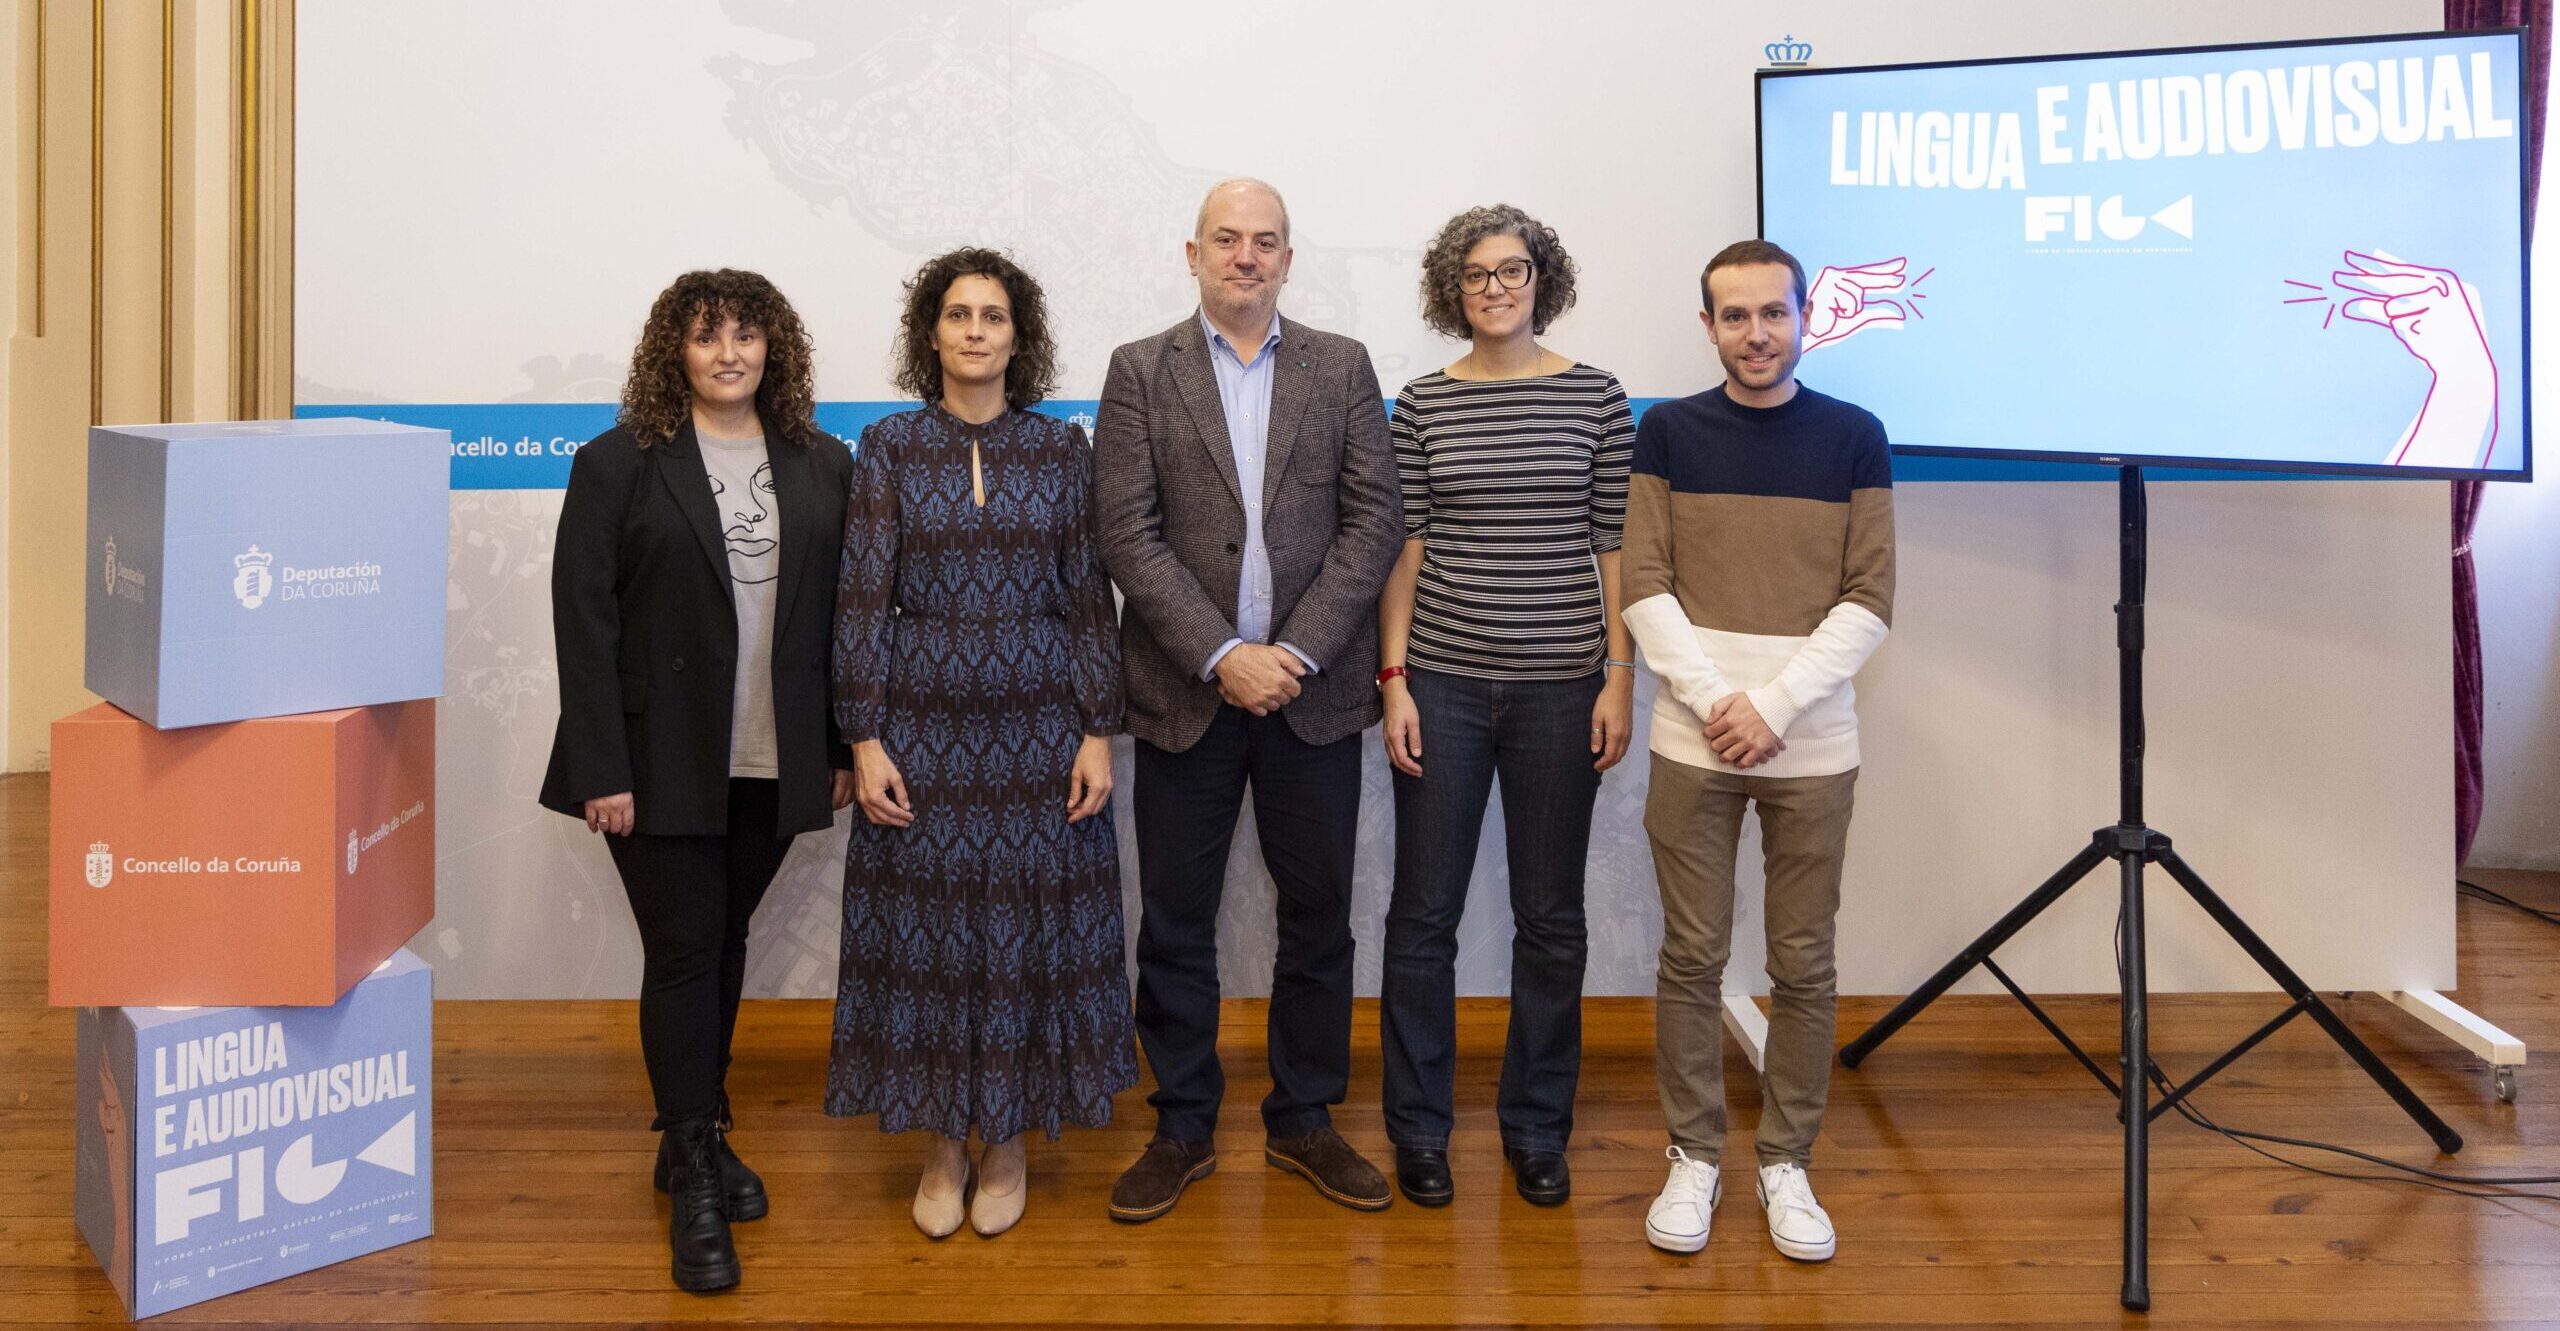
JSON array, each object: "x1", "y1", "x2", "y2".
[{"x1": 1458, "y1": 258, "x2": 1535, "y2": 295}]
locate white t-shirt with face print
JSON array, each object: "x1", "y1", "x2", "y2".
[{"x1": 699, "y1": 430, "x2": 781, "y2": 779}]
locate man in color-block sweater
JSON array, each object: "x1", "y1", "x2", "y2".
[{"x1": 1621, "y1": 240, "x2": 1895, "y2": 1264}]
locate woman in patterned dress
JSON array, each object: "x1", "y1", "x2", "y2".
[{"x1": 828, "y1": 248, "x2": 1135, "y2": 1239}]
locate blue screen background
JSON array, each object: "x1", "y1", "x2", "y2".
[{"x1": 1758, "y1": 33, "x2": 2528, "y2": 476}]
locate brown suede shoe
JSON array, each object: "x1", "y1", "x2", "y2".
[
  {"x1": 1108, "y1": 1138, "x2": 1216, "y2": 1223},
  {"x1": 1265, "y1": 1128, "x2": 1392, "y2": 1211}
]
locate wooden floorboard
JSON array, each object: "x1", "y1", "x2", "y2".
[{"x1": 4, "y1": 770, "x2": 2559, "y2": 1327}]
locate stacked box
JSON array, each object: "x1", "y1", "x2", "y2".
[
  {"x1": 63, "y1": 417, "x2": 448, "y2": 1317},
  {"x1": 49, "y1": 699, "x2": 437, "y2": 1007},
  {"x1": 85, "y1": 418, "x2": 446, "y2": 729},
  {"x1": 75, "y1": 952, "x2": 434, "y2": 1318}
]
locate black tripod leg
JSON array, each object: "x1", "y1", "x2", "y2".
[
  {"x1": 1841, "y1": 840, "x2": 2112, "y2": 1068},
  {"x1": 2119, "y1": 849, "x2": 2150, "y2": 1312},
  {"x1": 2152, "y1": 847, "x2": 2465, "y2": 1155}
]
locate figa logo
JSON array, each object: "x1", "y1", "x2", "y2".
[
  {"x1": 233, "y1": 546, "x2": 276, "y2": 609},
  {"x1": 86, "y1": 840, "x2": 114, "y2": 889},
  {"x1": 2025, "y1": 193, "x2": 2195, "y2": 244},
  {"x1": 1765, "y1": 33, "x2": 1813, "y2": 68}
]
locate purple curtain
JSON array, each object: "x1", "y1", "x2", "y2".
[{"x1": 2445, "y1": 0, "x2": 2548, "y2": 866}]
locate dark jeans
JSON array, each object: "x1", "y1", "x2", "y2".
[
  {"x1": 1381, "y1": 667, "x2": 1602, "y2": 1154},
  {"x1": 605, "y1": 777, "x2": 793, "y2": 1128},
  {"x1": 1132, "y1": 705, "x2": 1362, "y2": 1141}
]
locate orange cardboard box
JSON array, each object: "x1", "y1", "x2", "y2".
[{"x1": 50, "y1": 700, "x2": 435, "y2": 1006}]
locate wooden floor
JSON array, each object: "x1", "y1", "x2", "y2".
[{"x1": 5, "y1": 770, "x2": 2560, "y2": 1329}]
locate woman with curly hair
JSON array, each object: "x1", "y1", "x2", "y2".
[
  {"x1": 1374, "y1": 205, "x2": 1636, "y2": 1209},
  {"x1": 540, "y1": 268, "x2": 855, "y2": 1292},
  {"x1": 827, "y1": 247, "x2": 1133, "y2": 1239}
]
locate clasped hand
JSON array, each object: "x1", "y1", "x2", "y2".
[
  {"x1": 1703, "y1": 693, "x2": 1784, "y2": 769},
  {"x1": 1217, "y1": 643, "x2": 1306, "y2": 715}
]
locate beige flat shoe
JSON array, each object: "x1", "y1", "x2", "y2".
[
  {"x1": 969, "y1": 1176, "x2": 1026, "y2": 1236},
  {"x1": 971, "y1": 1141, "x2": 1027, "y2": 1237},
  {"x1": 913, "y1": 1160, "x2": 973, "y2": 1239}
]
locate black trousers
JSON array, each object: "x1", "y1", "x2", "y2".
[
  {"x1": 605, "y1": 777, "x2": 793, "y2": 1128},
  {"x1": 1132, "y1": 705, "x2": 1362, "y2": 1141}
]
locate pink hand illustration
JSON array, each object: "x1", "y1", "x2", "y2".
[
  {"x1": 1803, "y1": 258, "x2": 1913, "y2": 352},
  {"x1": 2333, "y1": 250, "x2": 2499, "y2": 469}
]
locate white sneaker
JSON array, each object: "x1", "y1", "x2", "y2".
[
  {"x1": 1755, "y1": 1162, "x2": 1837, "y2": 1261},
  {"x1": 1644, "y1": 1146, "x2": 1721, "y2": 1253}
]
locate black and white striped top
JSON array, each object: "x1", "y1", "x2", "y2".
[{"x1": 1393, "y1": 364, "x2": 1635, "y2": 680}]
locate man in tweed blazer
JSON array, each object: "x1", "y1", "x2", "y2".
[{"x1": 1093, "y1": 179, "x2": 1404, "y2": 1221}]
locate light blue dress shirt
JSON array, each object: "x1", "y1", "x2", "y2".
[{"x1": 1199, "y1": 310, "x2": 1316, "y2": 679}]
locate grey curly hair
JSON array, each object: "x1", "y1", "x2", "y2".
[{"x1": 1417, "y1": 203, "x2": 1579, "y2": 340}]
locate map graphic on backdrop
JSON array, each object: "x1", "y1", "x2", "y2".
[{"x1": 300, "y1": 0, "x2": 1690, "y2": 999}]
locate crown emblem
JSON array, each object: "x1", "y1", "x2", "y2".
[
  {"x1": 91, "y1": 840, "x2": 109, "y2": 854},
  {"x1": 1765, "y1": 34, "x2": 1813, "y2": 66},
  {"x1": 84, "y1": 840, "x2": 113, "y2": 888},
  {"x1": 232, "y1": 544, "x2": 277, "y2": 608}
]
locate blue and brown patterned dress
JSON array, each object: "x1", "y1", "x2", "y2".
[{"x1": 826, "y1": 405, "x2": 1135, "y2": 1143}]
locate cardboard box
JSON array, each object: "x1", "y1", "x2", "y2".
[
  {"x1": 76, "y1": 951, "x2": 434, "y2": 1319},
  {"x1": 50, "y1": 700, "x2": 436, "y2": 1007},
  {"x1": 86, "y1": 418, "x2": 448, "y2": 729}
]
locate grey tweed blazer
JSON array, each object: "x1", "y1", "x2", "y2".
[{"x1": 1093, "y1": 313, "x2": 1403, "y2": 753}]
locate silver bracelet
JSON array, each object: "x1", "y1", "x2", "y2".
[{"x1": 1605, "y1": 658, "x2": 1636, "y2": 671}]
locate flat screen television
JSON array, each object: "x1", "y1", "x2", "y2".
[{"x1": 1756, "y1": 29, "x2": 2531, "y2": 480}]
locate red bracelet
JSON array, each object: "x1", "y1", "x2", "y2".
[{"x1": 1375, "y1": 665, "x2": 1409, "y2": 688}]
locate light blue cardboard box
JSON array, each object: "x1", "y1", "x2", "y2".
[
  {"x1": 86, "y1": 419, "x2": 448, "y2": 729},
  {"x1": 75, "y1": 951, "x2": 434, "y2": 1318}
]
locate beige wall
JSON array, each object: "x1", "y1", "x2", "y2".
[
  {"x1": 3, "y1": 6, "x2": 20, "y2": 764},
  {"x1": 2, "y1": 0, "x2": 289, "y2": 772}
]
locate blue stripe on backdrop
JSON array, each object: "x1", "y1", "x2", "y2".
[
  {"x1": 297, "y1": 400, "x2": 2302, "y2": 490},
  {"x1": 294, "y1": 402, "x2": 1102, "y2": 490}
]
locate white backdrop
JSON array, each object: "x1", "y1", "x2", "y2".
[{"x1": 297, "y1": 0, "x2": 2452, "y2": 999}]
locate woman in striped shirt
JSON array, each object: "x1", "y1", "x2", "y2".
[{"x1": 1376, "y1": 204, "x2": 1636, "y2": 1209}]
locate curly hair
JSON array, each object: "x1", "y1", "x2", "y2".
[
  {"x1": 892, "y1": 247, "x2": 1059, "y2": 410},
  {"x1": 1417, "y1": 204, "x2": 1580, "y2": 340},
  {"x1": 618, "y1": 269, "x2": 822, "y2": 448}
]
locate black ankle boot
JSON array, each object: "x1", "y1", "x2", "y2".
[
  {"x1": 656, "y1": 1091, "x2": 769, "y2": 1221},
  {"x1": 663, "y1": 1118, "x2": 740, "y2": 1293}
]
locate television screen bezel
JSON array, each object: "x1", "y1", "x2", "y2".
[{"x1": 1753, "y1": 27, "x2": 2534, "y2": 482}]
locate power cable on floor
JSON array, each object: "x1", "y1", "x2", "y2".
[
  {"x1": 2458, "y1": 878, "x2": 2560, "y2": 928},
  {"x1": 2111, "y1": 908, "x2": 2560, "y2": 1198}
]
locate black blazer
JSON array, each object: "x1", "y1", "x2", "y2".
[{"x1": 540, "y1": 421, "x2": 855, "y2": 838}]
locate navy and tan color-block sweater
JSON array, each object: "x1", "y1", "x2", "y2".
[{"x1": 1621, "y1": 383, "x2": 1896, "y2": 777}]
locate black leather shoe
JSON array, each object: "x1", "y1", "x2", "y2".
[
  {"x1": 654, "y1": 1093, "x2": 769, "y2": 1222},
  {"x1": 1505, "y1": 1147, "x2": 1571, "y2": 1206},
  {"x1": 663, "y1": 1119, "x2": 740, "y2": 1292},
  {"x1": 1394, "y1": 1147, "x2": 1453, "y2": 1208}
]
